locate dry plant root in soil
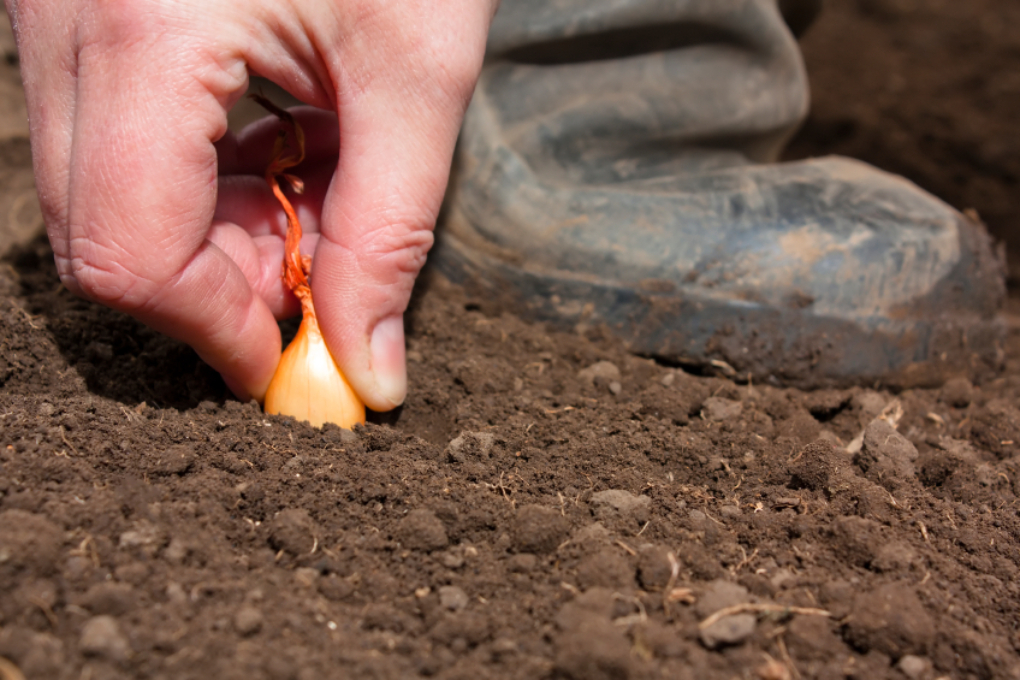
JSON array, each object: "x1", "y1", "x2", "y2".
[{"x1": 255, "y1": 95, "x2": 366, "y2": 429}]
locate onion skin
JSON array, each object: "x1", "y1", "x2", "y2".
[
  {"x1": 264, "y1": 310, "x2": 365, "y2": 430},
  {"x1": 254, "y1": 95, "x2": 367, "y2": 430}
]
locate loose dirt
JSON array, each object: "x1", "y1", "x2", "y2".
[{"x1": 2, "y1": 2, "x2": 1020, "y2": 679}]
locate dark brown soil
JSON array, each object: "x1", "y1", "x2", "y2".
[{"x1": 3, "y1": 2, "x2": 1020, "y2": 680}]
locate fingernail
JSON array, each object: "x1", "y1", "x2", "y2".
[{"x1": 370, "y1": 315, "x2": 407, "y2": 408}]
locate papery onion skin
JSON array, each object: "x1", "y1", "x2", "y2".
[
  {"x1": 264, "y1": 312, "x2": 366, "y2": 430},
  {"x1": 252, "y1": 95, "x2": 367, "y2": 431}
]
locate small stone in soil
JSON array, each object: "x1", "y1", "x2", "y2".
[
  {"x1": 897, "y1": 654, "x2": 933, "y2": 680},
  {"x1": 636, "y1": 546, "x2": 674, "y2": 591},
  {"x1": 118, "y1": 521, "x2": 162, "y2": 552},
  {"x1": 14, "y1": 631, "x2": 65, "y2": 678},
  {"x1": 0, "y1": 510, "x2": 63, "y2": 575},
  {"x1": 844, "y1": 582, "x2": 935, "y2": 658},
  {"x1": 165, "y1": 582, "x2": 187, "y2": 607},
  {"x1": 856, "y1": 419, "x2": 918, "y2": 488},
  {"x1": 491, "y1": 637, "x2": 518, "y2": 658},
  {"x1": 80, "y1": 582, "x2": 137, "y2": 616},
  {"x1": 63, "y1": 556, "x2": 93, "y2": 582},
  {"x1": 233, "y1": 606, "x2": 264, "y2": 636},
  {"x1": 695, "y1": 580, "x2": 751, "y2": 619},
  {"x1": 557, "y1": 587, "x2": 615, "y2": 624},
  {"x1": 164, "y1": 537, "x2": 189, "y2": 566},
  {"x1": 576, "y1": 549, "x2": 634, "y2": 590},
  {"x1": 589, "y1": 489, "x2": 651, "y2": 524},
  {"x1": 267, "y1": 508, "x2": 319, "y2": 556},
  {"x1": 830, "y1": 516, "x2": 883, "y2": 568},
  {"x1": 572, "y1": 522, "x2": 612, "y2": 548},
  {"x1": 785, "y1": 614, "x2": 843, "y2": 661},
  {"x1": 639, "y1": 619, "x2": 687, "y2": 659},
  {"x1": 147, "y1": 443, "x2": 197, "y2": 476},
  {"x1": 702, "y1": 396, "x2": 743, "y2": 422},
  {"x1": 940, "y1": 377, "x2": 974, "y2": 408},
  {"x1": 871, "y1": 541, "x2": 917, "y2": 572},
  {"x1": 507, "y1": 553, "x2": 538, "y2": 573},
  {"x1": 511, "y1": 504, "x2": 569, "y2": 554},
  {"x1": 398, "y1": 508, "x2": 449, "y2": 552},
  {"x1": 446, "y1": 431, "x2": 495, "y2": 462},
  {"x1": 700, "y1": 613, "x2": 757, "y2": 649},
  {"x1": 554, "y1": 617, "x2": 633, "y2": 680},
  {"x1": 318, "y1": 574, "x2": 354, "y2": 602},
  {"x1": 439, "y1": 585, "x2": 469, "y2": 611},
  {"x1": 294, "y1": 567, "x2": 319, "y2": 588},
  {"x1": 430, "y1": 610, "x2": 490, "y2": 647},
  {"x1": 441, "y1": 550, "x2": 465, "y2": 569},
  {"x1": 281, "y1": 455, "x2": 305, "y2": 471},
  {"x1": 79, "y1": 615, "x2": 131, "y2": 662},
  {"x1": 788, "y1": 440, "x2": 841, "y2": 491},
  {"x1": 853, "y1": 391, "x2": 888, "y2": 420},
  {"x1": 818, "y1": 579, "x2": 855, "y2": 620},
  {"x1": 577, "y1": 361, "x2": 621, "y2": 385},
  {"x1": 971, "y1": 399, "x2": 1020, "y2": 458}
]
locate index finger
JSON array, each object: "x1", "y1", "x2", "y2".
[{"x1": 64, "y1": 32, "x2": 281, "y2": 401}]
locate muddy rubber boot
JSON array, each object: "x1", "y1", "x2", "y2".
[{"x1": 431, "y1": 0, "x2": 1005, "y2": 388}]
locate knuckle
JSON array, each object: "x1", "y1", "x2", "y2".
[
  {"x1": 425, "y1": 14, "x2": 489, "y2": 96},
  {"x1": 415, "y1": 35, "x2": 486, "y2": 108},
  {"x1": 360, "y1": 218, "x2": 435, "y2": 278},
  {"x1": 70, "y1": 259, "x2": 132, "y2": 306},
  {"x1": 67, "y1": 239, "x2": 152, "y2": 310},
  {"x1": 52, "y1": 253, "x2": 84, "y2": 298},
  {"x1": 433, "y1": 58, "x2": 481, "y2": 106}
]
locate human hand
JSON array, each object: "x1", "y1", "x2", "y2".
[{"x1": 7, "y1": 0, "x2": 496, "y2": 410}]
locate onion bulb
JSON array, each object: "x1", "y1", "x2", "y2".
[
  {"x1": 255, "y1": 95, "x2": 366, "y2": 429},
  {"x1": 264, "y1": 299, "x2": 365, "y2": 429}
]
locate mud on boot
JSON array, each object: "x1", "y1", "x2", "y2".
[{"x1": 431, "y1": 0, "x2": 1005, "y2": 388}]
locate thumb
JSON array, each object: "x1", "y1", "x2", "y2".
[
  {"x1": 310, "y1": 14, "x2": 489, "y2": 412},
  {"x1": 311, "y1": 92, "x2": 463, "y2": 412}
]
